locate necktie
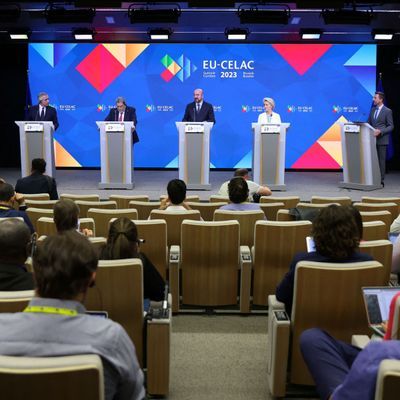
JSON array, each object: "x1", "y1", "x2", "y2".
[
  {"x1": 196, "y1": 103, "x2": 200, "y2": 113},
  {"x1": 118, "y1": 112, "x2": 123, "y2": 122},
  {"x1": 374, "y1": 108, "x2": 379, "y2": 120},
  {"x1": 40, "y1": 107, "x2": 45, "y2": 120}
]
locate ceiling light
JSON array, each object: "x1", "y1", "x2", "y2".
[
  {"x1": 129, "y1": 6, "x2": 181, "y2": 24},
  {"x1": 148, "y1": 28, "x2": 172, "y2": 40},
  {"x1": 9, "y1": 30, "x2": 30, "y2": 40},
  {"x1": 300, "y1": 29, "x2": 323, "y2": 40},
  {"x1": 372, "y1": 30, "x2": 394, "y2": 41},
  {"x1": 73, "y1": 28, "x2": 95, "y2": 40},
  {"x1": 322, "y1": 8, "x2": 373, "y2": 25},
  {"x1": 225, "y1": 28, "x2": 249, "y2": 41}
]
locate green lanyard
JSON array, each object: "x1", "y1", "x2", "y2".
[{"x1": 24, "y1": 306, "x2": 78, "y2": 317}]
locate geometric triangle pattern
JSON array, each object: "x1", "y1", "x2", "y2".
[
  {"x1": 103, "y1": 43, "x2": 149, "y2": 68},
  {"x1": 54, "y1": 140, "x2": 81, "y2": 167},
  {"x1": 31, "y1": 43, "x2": 54, "y2": 67},
  {"x1": 54, "y1": 44, "x2": 77, "y2": 66},
  {"x1": 234, "y1": 150, "x2": 252, "y2": 168},
  {"x1": 161, "y1": 54, "x2": 197, "y2": 82},
  {"x1": 291, "y1": 141, "x2": 341, "y2": 169},
  {"x1": 272, "y1": 44, "x2": 333, "y2": 75},
  {"x1": 164, "y1": 156, "x2": 215, "y2": 168}
]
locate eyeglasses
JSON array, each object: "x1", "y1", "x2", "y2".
[{"x1": 137, "y1": 238, "x2": 145, "y2": 244}]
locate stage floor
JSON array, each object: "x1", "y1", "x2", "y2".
[{"x1": 0, "y1": 168, "x2": 398, "y2": 202}]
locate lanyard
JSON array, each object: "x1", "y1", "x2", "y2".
[{"x1": 24, "y1": 306, "x2": 78, "y2": 317}]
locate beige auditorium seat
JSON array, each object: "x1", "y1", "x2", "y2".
[
  {"x1": 360, "y1": 211, "x2": 392, "y2": 232},
  {"x1": 267, "y1": 260, "x2": 384, "y2": 396},
  {"x1": 36, "y1": 217, "x2": 96, "y2": 237},
  {"x1": 362, "y1": 221, "x2": 388, "y2": 241},
  {"x1": 109, "y1": 195, "x2": 149, "y2": 209},
  {"x1": 150, "y1": 210, "x2": 201, "y2": 246},
  {"x1": 26, "y1": 208, "x2": 53, "y2": 231},
  {"x1": 260, "y1": 196, "x2": 300, "y2": 209},
  {"x1": 354, "y1": 202, "x2": 398, "y2": 224},
  {"x1": 20, "y1": 193, "x2": 50, "y2": 201},
  {"x1": 259, "y1": 202, "x2": 285, "y2": 221},
  {"x1": 25, "y1": 200, "x2": 57, "y2": 209},
  {"x1": 362, "y1": 196, "x2": 400, "y2": 213},
  {"x1": 85, "y1": 259, "x2": 170, "y2": 396},
  {"x1": 129, "y1": 201, "x2": 161, "y2": 220},
  {"x1": 169, "y1": 220, "x2": 251, "y2": 313},
  {"x1": 75, "y1": 201, "x2": 117, "y2": 218},
  {"x1": 133, "y1": 219, "x2": 168, "y2": 280},
  {"x1": 311, "y1": 196, "x2": 352, "y2": 206},
  {"x1": 360, "y1": 240, "x2": 393, "y2": 284},
  {"x1": 276, "y1": 209, "x2": 295, "y2": 221},
  {"x1": 60, "y1": 194, "x2": 100, "y2": 202},
  {"x1": 89, "y1": 237, "x2": 107, "y2": 255},
  {"x1": 214, "y1": 209, "x2": 265, "y2": 247},
  {"x1": 87, "y1": 208, "x2": 138, "y2": 237},
  {"x1": 0, "y1": 354, "x2": 104, "y2": 400},
  {"x1": 251, "y1": 220, "x2": 312, "y2": 306},
  {"x1": 186, "y1": 201, "x2": 227, "y2": 221},
  {"x1": 160, "y1": 195, "x2": 200, "y2": 202},
  {"x1": 209, "y1": 195, "x2": 229, "y2": 203},
  {"x1": 0, "y1": 290, "x2": 34, "y2": 313},
  {"x1": 375, "y1": 360, "x2": 400, "y2": 400}
]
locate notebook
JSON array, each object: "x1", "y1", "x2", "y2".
[{"x1": 362, "y1": 287, "x2": 400, "y2": 337}]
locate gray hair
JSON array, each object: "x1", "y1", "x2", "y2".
[
  {"x1": 115, "y1": 96, "x2": 126, "y2": 105},
  {"x1": 0, "y1": 219, "x2": 31, "y2": 264},
  {"x1": 263, "y1": 97, "x2": 275, "y2": 109},
  {"x1": 37, "y1": 92, "x2": 48, "y2": 102}
]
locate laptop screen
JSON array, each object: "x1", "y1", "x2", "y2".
[{"x1": 362, "y1": 287, "x2": 400, "y2": 325}]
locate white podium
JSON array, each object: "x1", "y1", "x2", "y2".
[
  {"x1": 15, "y1": 121, "x2": 55, "y2": 178},
  {"x1": 175, "y1": 121, "x2": 214, "y2": 190},
  {"x1": 251, "y1": 122, "x2": 290, "y2": 191},
  {"x1": 338, "y1": 122, "x2": 381, "y2": 191},
  {"x1": 96, "y1": 121, "x2": 134, "y2": 190}
]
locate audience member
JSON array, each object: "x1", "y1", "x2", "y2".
[
  {"x1": 218, "y1": 168, "x2": 271, "y2": 201},
  {"x1": 0, "y1": 182, "x2": 34, "y2": 233},
  {"x1": 53, "y1": 199, "x2": 92, "y2": 236},
  {"x1": 219, "y1": 177, "x2": 263, "y2": 212},
  {"x1": 276, "y1": 205, "x2": 373, "y2": 315},
  {"x1": 0, "y1": 219, "x2": 34, "y2": 290},
  {"x1": 159, "y1": 179, "x2": 191, "y2": 211},
  {"x1": 15, "y1": 158, "x2": 58, "y2": 200},
  {"x1": 300, "y1": 290, "x2": 400, "y2": 400},
  {"x1": 100, "y1": 218, "x2": 165, "y2": 301},
  {"x1": 0, "y1": 178, "x2": 5, "y2": 184},
  {"x1": 0, "y1": 231, "x2": 144, "y2": 400},
  {"x1": 390, "y1": 213, "x2": 400, "y2": 234}
]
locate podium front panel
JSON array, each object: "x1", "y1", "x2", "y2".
[
  {"x1": 185, "y1": 133, "x2": 205, "y2": 185},
  {"x1": 344, "y1": 132, "x2": 363, "y2": 184},
  {"x1": 261, "y1": 133, "x2": 281, "y2": 185},
  {"x1": 105, "y1": 131, "x2": 125, "y2": 184},
  {"x1": 25, "y1": 131, "x2": 46, "y2": 168}
]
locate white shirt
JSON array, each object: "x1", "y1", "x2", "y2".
[
  {"x1": 218, "y1": 180, "x2": 260, "y2": 198},
  {"x1": 374, "y1": 105, "x2": 383, "y2": 120},
  {"x1": 39, "y1": 105, "x2": 46, "y2": 116},
  {"x1": 258, "y1": 112, "x2": 281, "y2": 124},
  {"x1": 165, "y1": 205, "x2": 187, "y2": 211}
]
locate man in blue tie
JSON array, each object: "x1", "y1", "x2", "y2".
[
  {"x1": 182, "y1": 88, "x2": 216, "y2": 123},
  {"x1": 26, "y1": 92, "x2": 59, "y2": 130},
  {"x1": 367, "y1": 91, "x2": 394, "y2": 186}
]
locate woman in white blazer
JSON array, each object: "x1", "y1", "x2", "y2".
[{"x1": 257, "y1": 97, "x2": 281, "y2": 124}]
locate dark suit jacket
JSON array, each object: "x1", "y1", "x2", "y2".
[
  {"x1": 105, "y1": 106, "x2": 139, "y2": 144},
  {"x1": 275, "y1": 251, "x2": 374, "y2": 316},
  {"x1": 15, "y1": 172, "x2": 59, "y2": 200},
  {"x1": 182, "y1": 101, "x2": 216, "y2": 124},
  {"x1": 27, "y1": 105, "x2": 59, "y2": 130},
  {"x1": 367, "y1": 105, "x2": 394, "y2": 145},
  {"x1": 0, "y1": 263, "x2": 34, "y2": 291}
]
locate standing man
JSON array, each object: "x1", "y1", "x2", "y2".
[
  {"x1": 182, "y1": 88, "x2": 216, "y2": 123},
  {"x1": 105, "y1": 96, "x2": 139, "y2": 143},
  {"x1": 367, "y1": 91, "x2": 394, "y2": 186},
  {"x1": 27, "y1": 92, "x2": 59, "y2": 130}
]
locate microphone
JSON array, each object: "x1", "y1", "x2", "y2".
[{"x1": 193, "y1": 107, "x2": 196, "y2": 122}]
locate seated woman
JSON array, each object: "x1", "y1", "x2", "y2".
[
  {"x1": 276, "y1": 205, "x2": 373, "y2": 316},
  {"x1": 100, "y1": 217, "x2": 165, "y2": 302}
]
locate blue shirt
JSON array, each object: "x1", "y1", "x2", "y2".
[
  {"x1": 219, "y1": 203, "x2": 263, "y2": 212},
  {"x1": 332, "y1": 340, "x2": 400, "y2": 400},
  {"x1": 0, "y1": 206, "x2": 35, "y2": 233}
]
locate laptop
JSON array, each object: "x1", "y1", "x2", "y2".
[{"x1": 362, "y1": 287, "x2": 400, "y2": 337}]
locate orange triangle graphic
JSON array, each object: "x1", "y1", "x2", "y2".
[{"x1": 55, "y1": 140, "x2": 81, "y2": 167}]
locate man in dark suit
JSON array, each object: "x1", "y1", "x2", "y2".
[
  {"x1": 26, "y1": 92, "x2": 59, "y2": 130},
  {"x1": 105, "y1": 96, "x2": 139, "y2": 143},
  {"x1": 182, "y1": 88, "x2": 216, "y2": 123},
  {"x1": 367, "y1": 91, "x2": 394, "y2": 186},
  {"x1": 15, "y1": 158, "x2": 58, "y2": 200}
]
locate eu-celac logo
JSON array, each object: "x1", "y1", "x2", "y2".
[
  {"x1": 145, "y1": 104, "x2": 155, "y2": 112},
  {"x1": 287, "y1": 105, "x2": 296, "y2": 113},
  {"x1": 241, "y1": 105, "x2": 250, "y2": 113},
  {"x1": 333, "y1": 105, "x2": 342, "y2": 113},
  {"x1": 161, "y1": 54, "x2": 197, "y2": 82}
]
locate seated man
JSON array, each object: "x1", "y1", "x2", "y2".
[
  {"x1": 276, "y1": 205, "x2": 373, "y2": 316},
  {"x1": 0, "y1": 219, "x2": 34, "y2": 291},
  {"x1": 15, "y1": 158, "x2": 58, "y2": 200},
  {"x1": 159, "y1": 179, "x2": 191, "y2": 211},
  {"x1": 300, "y1": 291, "x2": 400, "y2": 400},
  {"x1": 218, "y1": 168, "x2": 271, "y2": 201},
  {"x1": 0, "y1": 231, "x2": 144, "y2": 400},
  {"x1": 0, "y1": 182, "x2": 34, "y2": 233},
  {"x1": 53, "y1": 199, "x2": 92, "y2": 236},
  {"x1": 219, "y1": 177, "x2": 263, "y2": 212}
]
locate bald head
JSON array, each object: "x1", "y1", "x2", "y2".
[
  {"x1": 194, "y1": 88, "x2": 204, "y2": 103},
  {"x1": 0, "y1": 219, "x2": 31, "y2": 264}
]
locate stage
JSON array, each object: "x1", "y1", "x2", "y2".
[{"x1": 1, "y1": 168, "x2": 398, "y2": 202}]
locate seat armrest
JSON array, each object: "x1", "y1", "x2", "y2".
[
  {"x1": 239, "y1": 246, "x2": 252, "y2": 313},
  {"x1": 351, "y1": 335, "x2": 371, "y2": 349},
  {"x1": 169, "y1": 245, "x2": 180, "y2": 314},
  {"x1": 268, "y1": 295, "x2": 286, "y2": 311}
]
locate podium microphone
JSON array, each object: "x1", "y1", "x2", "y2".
[{"x1": 193, "y1": 107, "x2": 196, "y2": 122}]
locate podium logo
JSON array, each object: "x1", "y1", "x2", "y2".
[
  {"x1": 145, "y1": 104, "x2": 155, "y2": 112},
  {"x1": 241, "y1": 105, "x2": 250, "y2": 113},
  {"x1": 333, "y1": 105, "x2": 342, "y2": 113},
  {"x1": 287, "y1": 105, "x2": 296, "y2": 113},
  {"x1": 161, "y1": 54, "x2": 197, "y2": 82}
]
